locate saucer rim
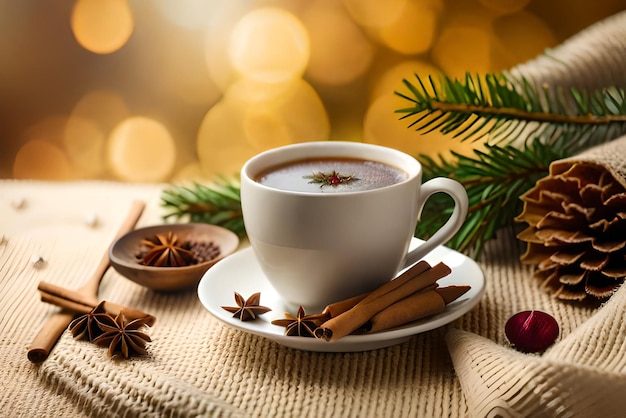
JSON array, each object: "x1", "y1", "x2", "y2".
[{"x1": 197, "y1": 238, "x2": 485, "y2": 352}]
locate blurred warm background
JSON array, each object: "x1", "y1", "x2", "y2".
[{"x1": 1, "y1": 0, "x2": 624, "y2": 182}]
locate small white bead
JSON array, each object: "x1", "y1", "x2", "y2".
[{"x1": 85, "y1": 213, "x2": 99, "y2": 228}]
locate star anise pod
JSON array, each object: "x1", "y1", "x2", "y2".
[
  {"x1": 138, "y1": 231, "x2": 195, "y2": 267},
  {"x1": 222, "y1": 292, "x2": 271, "y2": 321},
  {"x1": 271, "y1": 306, "x2": 327, "y2": 337},
  {"x1": 91, "y1": 311, "x2": 152, "y2": 358},
  {"x1": 304, "y1": 171, "x2": 358, "y2": 187},
  {"x1": 68, "y1": 301, "x2": 110, "y2": 342}
]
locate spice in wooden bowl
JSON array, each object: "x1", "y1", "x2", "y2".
[{"x1": 110, "y1": 223, "x2": 239, "y2": 291}]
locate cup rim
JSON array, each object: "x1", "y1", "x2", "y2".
[{"x1": 241, "y1": 141, "x2": 420, "y2": 196}]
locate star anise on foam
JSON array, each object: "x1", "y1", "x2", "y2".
[
  {"x1": 271, "y1": 306, "x2": 327, "y2": 337},
  {"x1": 222, "y1": 292, "x2": 271, "y2": 321},
  {"x1": 91, "y1": 311, "x2": 152, "y2": 358},
  {"x1": 138, "y1": 231, "x2": 195, "y2": 267},
  {"x1": 304, "y1": 171, "x2": 359, "y2": 187},
  {"x1": 68, "y1": 301, "x2": 110, "y2": 342}
]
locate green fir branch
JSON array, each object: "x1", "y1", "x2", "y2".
[
  {"x1": 415, "y1": 139, "x2": 563, "y2": 257},
  {"x1": 395, "y1": 73, "x2": 626, "y2": 150},
  {"x1": 161, "y1": 179, "x2": 245, "y2": 237},
  {"x1": 396, "y1": 72, "x2": 626, "y2": 256}
]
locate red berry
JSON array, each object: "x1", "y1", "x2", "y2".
[{"x1": 505, "y1": 310, "x2": 559, "y2": 353}]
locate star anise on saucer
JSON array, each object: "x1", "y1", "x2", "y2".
[
  {"x1": 222, "y1": 292, "x2": 271, "y2": 321},
  {"x1": 91, "y1": 311, "x2": 152, "y2": 358},
  {"x1": 68, "y1": 301, "x2": 110, "y2": 342},
  {"x1": 271, "y1": 306, "x2": 327, "y2": 337},
  {"x1": 138, "y1": 231, "x2": 195, "y2": 267}
]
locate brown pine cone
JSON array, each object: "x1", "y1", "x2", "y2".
[{"x1": 516, "y1": 156, "x2": 626, "y2": 302}]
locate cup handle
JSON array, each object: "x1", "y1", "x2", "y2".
[{"x1": 403, "y1": 177, "x2": 468, "y2": 268}]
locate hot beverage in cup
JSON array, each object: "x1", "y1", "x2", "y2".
[
  {"x1": 255, "y1": 157, "x2": 407, "y2": 193},
  {"x1": 240, "y1": 141, "x2": 468, "y2": 310}
]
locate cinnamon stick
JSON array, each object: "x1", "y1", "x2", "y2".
[
  {"x1": 27, "y1": 200, "x2": 145, "y2": 363},
  {"x1": 38, "y1": 281, "x2": 96, "y2": 310},
  {"x1": 360, "y1": 260, "x2": 432, "y2": 304},
  {"x1": 314, "y1": 262, "x2": 451, "y2": 341},
  {"x1": 27, "y1": 313, "x2": 76, "y2": 363},
  {"x1": 38, "y1": 283, "x2": 156, "y2": 326},
  {"x1": 436, "y1": 285, "x2": 472, "y2": 305},
  {"x1": 319, "y1": 260, "x2": 432, "y2": 319},
  {"x1": 320, "y1": 293, "x2": 368, "y2": 319},
  {"x1": 40, "y1": 293, "x2": 92, "y2": 315},
  {"x1": 365, "y1": 285, "x2": 470, "y2": 334}
]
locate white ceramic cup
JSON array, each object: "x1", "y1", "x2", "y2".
[{"x1": 240, "y1": 141, "x2": 468, "y2": 310}]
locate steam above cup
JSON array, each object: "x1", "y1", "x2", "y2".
[{"x1": 240, "y1": 141, "x2": 468, "y2": 310}]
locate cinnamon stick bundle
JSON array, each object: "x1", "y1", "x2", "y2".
[
  {"x1": 38, "y1": 281, "x2": 156, "y2": 326},
  {"x1": 314, "y1": 262, "x2": 453, "y2": 341},
  {"x1": 365, "y1": 285, "x2": 470, "y2": 334},
  {"x1": 319, "y1": 260, "x2": 432, "y2": 319}
]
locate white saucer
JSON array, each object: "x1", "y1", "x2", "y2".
[{"x1": 198, "y1": 238, "x2": 485, "y2": 352}]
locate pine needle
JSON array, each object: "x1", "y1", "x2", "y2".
[{"x1": 161, "y1": 178, "x2": 245, "y2": 237}]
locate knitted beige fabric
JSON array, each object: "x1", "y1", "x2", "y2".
[
  {"x1": 551, "y1": 135, "x2": 626, "y2": 189},
  {"x1": 447, "y1": 136, "x2": 626, "y2": 417},
  {"x1": 447, "y1": 283, "x2": 626, "y2": 417},
  {"x1": 506, "y1": 10, "x2": 626, "y2": 154},
  {"x1": 1, "y1": 180, "x2": 619, "y2": 417},
  {"x1": 508, "y1": 10, "x2": 626, "y2": 92}
]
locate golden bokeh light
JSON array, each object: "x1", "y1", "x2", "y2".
[
  {"x1": 64, "y1": 90, "x2": 130, "y2": 178},
  {"x1": 154, "y1": 0, "x2": 221, "y2": 29},
  {"x1": 70, "y1": 90, "x2": 130, "y2": 133},
  {"x1": 170, "y1": 161, "x2": 215, "y2": 184},
  {"x1": 431, "y1": 24, "x2": 493, "y2": 77},
  {"x1": 491, "y1": 11, "x2": 556, "y2": 70},
  {"x1": 224, "y1": 77, "x2": 295, "y2": 105},
  {"x1": 343, "y1": 0, "x2": 407, "y2": 29},
  {"x1": 204, "y1": 2, "x2": 254, "y2": 92},
  {"x1": 303, "y1": 2, "x2": 374, "y2": 85},
  {"x1": 21, "y1": 116, "x2": 68, "y2": 144},
  {"x1": 71, "y1": 0, "x2": 134, "y2": 54},
  {"x1": 241, "y1": 79, "x2": 329, "y2": 149},
  {"x1": 370, "y1": 60, "x2": 441, "y2": 101},
  {"x1": 376, "y1": 0, "x2": 443, "y2": 55},
  {"x1": 228, "y1": 7, "x2": 310, "y2": 83},
  {"x1": 14, "y1": 140, "x2": 72, "y2": 180},
  {"x1": 197, "y1": 78, "x2": 329, "y2": 177},
  {"x1": 196, "y1": 100, "x2": 255, "y2": 177},
  {"x1": 63, "y1": 116, "x2": 106, "y2": 178},
  {"x1": 2, "y1": 1, "x2": 623, "y2": 182},
  {"x1": 479, "y1": 0, "x2": 531, "y2": 15},
  {"x1": 142, "y1": 28, "x2": 222, "y2": 107},
  {"x1": 243, "y1": 111, "x2": 291, "y2": 151},
  {"x1": 107, "y1": 117, "x2": 176, "y2": 182}
]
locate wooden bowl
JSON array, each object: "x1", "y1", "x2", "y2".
[{"x1": 109, "y1": 223, "x2": 240, "y2": 291}]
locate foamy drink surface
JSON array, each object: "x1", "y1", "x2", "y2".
[{"x1": 255, "y1": 157, "x2": 407, "y2": 193}]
